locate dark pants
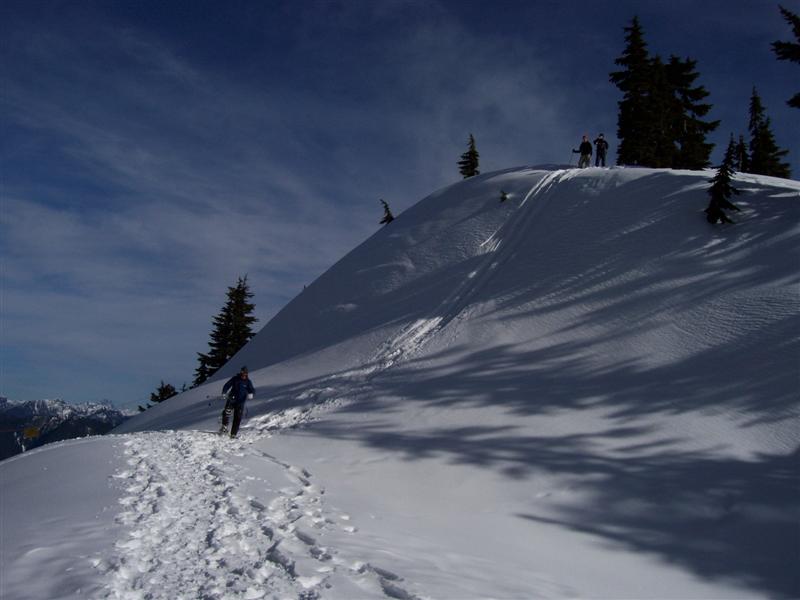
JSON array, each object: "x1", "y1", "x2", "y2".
[
  {"x1": 221, "y1": 400, "x2": 244, "y2": 436},
  {"x1": 596, "y1": 152, "x2": 606, "y2": 167}
]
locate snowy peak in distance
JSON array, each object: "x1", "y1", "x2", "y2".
[{"x1": 0, "y1": 397, "x2": 131, "y2": 460}]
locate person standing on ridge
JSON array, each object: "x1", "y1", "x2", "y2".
[
  {"x1": 573, "y1": 135, "x2": 592, "y2": 168},
  {"x1": 219, "y1": 366, "x2": 255, "y2": 438},
  {"x1": 594, "y1": 133, "x2": 609, "y2": 167}
]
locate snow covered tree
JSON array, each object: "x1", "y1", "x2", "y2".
[
  {"x1": 705, "y1": 135, "x2": 741, "y2": 225},
  {"x1": 500, "y1": 190, "x2": 509, "y2": 202},
  {"x1": 379, "y1": 199, "x2": 394, "y2": 225},
  {"x1": 747, "y1": 87, "x2": 791, "y2": 178},
  {"x1": 193, "y1": 276, "x2": 258, "y2": 386},
  {"x1": 772, "y1": 5, "x2": 800, "y2": 109},
  {"x1": 458, "y1": 134, "x2": 480, "y2": 178}
]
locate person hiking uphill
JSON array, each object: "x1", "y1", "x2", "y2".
[
  {"x1": 219, "y1": 366, "x2": 255, "y2": 438},
  {"x1": 593, "y1": 133, "x2": 609, "y2": 167},
  {"x1": 573, "y1": 135, "x2": 592, "y2": 168}
]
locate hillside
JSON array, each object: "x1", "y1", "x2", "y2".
[{"x1": 2, "y1": 166, "x2": 798, "y2": 600}]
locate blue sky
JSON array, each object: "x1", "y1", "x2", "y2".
[{"x1": 1, "y1": 0, "x2": 797, "y2": 410}]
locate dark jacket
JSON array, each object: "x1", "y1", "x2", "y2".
[
  {"x1": 594, "y1": 138, "x2": 609, "y2": 155},
  {"x1": 574, "y1": 141, "x2": 592, "y2": 156},
  {"x1": 223, "y1": 375, "x2": 255, "y2": 406}
]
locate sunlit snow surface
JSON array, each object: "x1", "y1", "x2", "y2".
[{"x1": 2, "y1": 166, "x2": 799, "y2": 599}]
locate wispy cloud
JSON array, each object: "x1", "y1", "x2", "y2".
[{"x1": 0, "y1": 4, "x2": 585, "y2": 406}]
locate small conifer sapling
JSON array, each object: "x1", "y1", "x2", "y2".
[{"x1": 379, "y1": 199, "x2": 394, "y2": 225}]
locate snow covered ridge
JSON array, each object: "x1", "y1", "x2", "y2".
[
  {"x1": 2, "y1": 167, "x2": 799, "y2": 599},
  {"x1": 0, "y1": 396, "x2": 131, "y2": 460}
]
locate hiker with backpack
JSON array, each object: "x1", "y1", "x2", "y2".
[{"x1": 219, "y1": 366, "x2": 255, "y2": 438}]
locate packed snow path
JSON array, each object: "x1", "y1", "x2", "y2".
[{"x1": 98, "y1": 431, "x2": 421, "y2": 600}]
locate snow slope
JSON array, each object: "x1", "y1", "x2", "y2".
[{"x1": 2, "y1": 166, "x2": 798, "y2": 599}]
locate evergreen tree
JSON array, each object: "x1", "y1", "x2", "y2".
[
  {"x1": 772, "y1": 5, "x2": 800, "y2": 109},
  {"x1": 151, "y1": 381, "x2": 178, "y2": 404},
  {"x1": 193, "y1": 276, "x2": 258, "y2": 386},
  {"x1": 139, "y1": 380, "x2": 178, "y2": 411},
  {"x1": 499, "y1": 190, "x2": 509, "y2": 202},
  {"x1": 193, "y1": 353, "x2": 212, "y2": 387},
  {"x1": 379, "y1": 199, "x2": 394, "y2": 225},
  {"x1": 666, "y1": 55, "x2": 719, "y2": 169},
  {"x1": 458, "y1": 134, "x2": 480, "y2": 178},
  {"x1": 705, "y1": 135, "x2": 741, "y2": 224},
  {"x1": 646, "y1": 55, "x2": 678, "y2": 168},
  {"x1": 747, "y1": 87, "x2": 791, "y2": 178},
  {"x1": 735, "y1": 135, "x2": 750, "y2": 173},
  {"x1": 610, "y1": 16, "x2": 653, "y2": 166},
  {"x1": 611, "y1": 18, "x2": 718, "y2": 169}
]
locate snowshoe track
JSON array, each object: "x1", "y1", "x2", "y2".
[{"x1": 100, "y1": 431, "x2": 420, "y2": 599}]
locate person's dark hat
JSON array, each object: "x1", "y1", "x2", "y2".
[{"x1": 240, "y1": 366, "x2": 248, "y2": 374}]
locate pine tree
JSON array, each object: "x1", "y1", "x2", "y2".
[
  {"x1": 611, "y1": 17, "x2": 718, "y2": 169},
  {"x1": 772, "y1": 5, "x2": 800, "y2": 109},
  {"x1": 747, "y1": 87, "x2": 791, "y2": 178},
  {"x1": 193, "y1": 276, "x2": 258, "y2": 386},
  {"x1": 735, "y1": 135, "x2": 750, "y2": 173},
  {"x1": 379, "y1": 199, "x2": 394, "y2": 225},
  {"x1": 705, "y1": 135, "x2": 741, "y2": 224},
  {"x1": 610, "y1": 16, "x2": 653, "y2": 166},
  {"x1": 150, "y1": 381, "x2": 178, "y2": 404},
  {"x1": 458, "y1": 134, "x2": 480, "y2": 178},
  {"x1": 666, "y1": 55, "x2": 719, "y2": 169},
  {"x1": 138, "y1": 380, "x2": 178, "y2": 411},
  {"x1": 646, "y1": 55, "x2": 678, "y2": 168},
  {"x1": 193, "y1": 353, "x2": 212, "y2": 387}
]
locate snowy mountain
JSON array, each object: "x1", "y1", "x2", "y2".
[
  {"x1": 0, "y1": 397, "x2": 130, "y2": 460},
  {"x1": 1, "y1": 166, "x2": 798, "y2": 600}
]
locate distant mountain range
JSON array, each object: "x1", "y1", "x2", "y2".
[{"x1": 0, "y1": 397, "x2": 131, "y2": 460}]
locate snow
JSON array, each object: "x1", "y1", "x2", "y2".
[{"x1": 1, "y1": 166, "x2": 798, "y2": 599}]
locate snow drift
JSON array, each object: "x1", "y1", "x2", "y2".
[{"x1": 3, "y1": 166, "x2": 799, "y2": 599}]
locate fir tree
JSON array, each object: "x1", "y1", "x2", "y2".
[
  {"x1": 735, "y1": 135, "x2": 750, "y2": 173},
  {"x1": 151, "y1": 381, "x2": 178, "y2": 404},
  {"x1": 610, "y1": 16, "x2": 653, "y2": 166},
  {"x1": 193, "y1": 353, "x2": 212, "y2": 387},
  {"x1": 705, "y1": 135, "x2": 741, "y2": 225},
  {"x1": 772, "y1": 5, "x2": 800, "y2": 109},
  {"x1": 611, "y1": 18, "x2": 717, "y2": 169},
  {"x1": 139, "y1": 380, "x2": 178, "y2": 411},
  {"x1": 458, "y1": 134, "x2": 480, "y2": 178},
  {"x1": 646, "y1": 55, "x2": 678, "y2": 168},
  {"x1": 499, "y1": 190, "x2": 509, "y2": 202},
  {"x1": 666, "y1": 55, "x2": 719, "y2": 169},
  {"x1": 747, "y1": 87, "x2": 791, "y2": 178},
  {"x1": 193, "y1": 276, "x2": 258, "y2": 386},
  {"x1": 379, "y1": 199, "x2": 394, "y2": 225}
]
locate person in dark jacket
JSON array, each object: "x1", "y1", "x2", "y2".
[
  {"x1": 593, "y1": 134, "x2": 609, "y2": 167},
  {"x1": 219, "y1": 366, "x2": 255, "y2": 437},
  {"x1": 572, "y1": 135, "x2": 592, "y2": 168}
]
